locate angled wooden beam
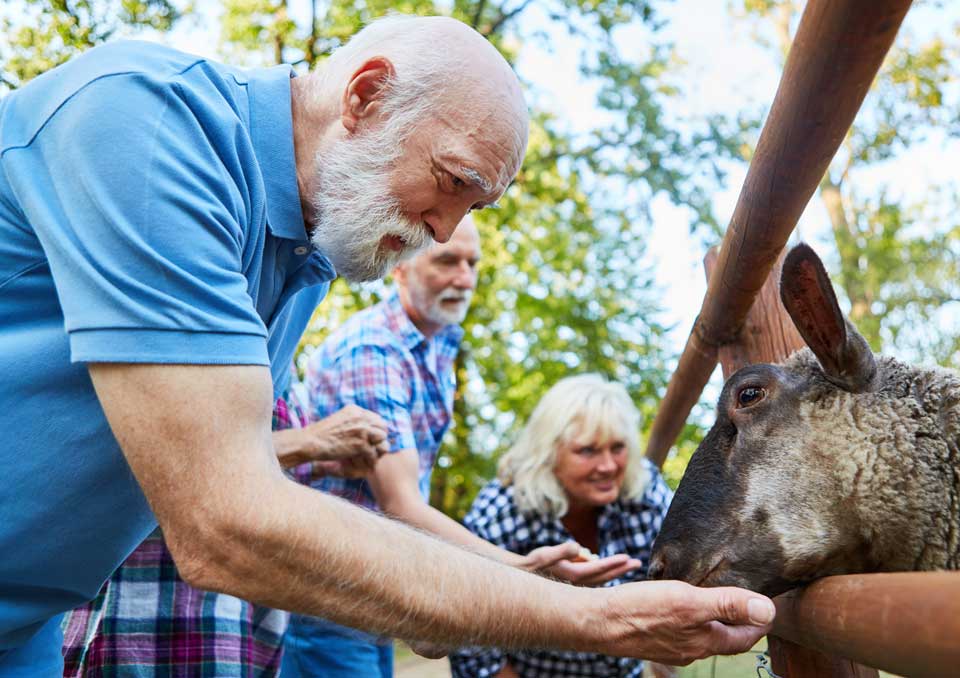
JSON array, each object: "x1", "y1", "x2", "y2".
[{"x1": 644, "y1": 0, "x2": 913, "y2": 468}]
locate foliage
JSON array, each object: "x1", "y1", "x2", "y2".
[
  {"x1": 0, "y1": 0, "x2": 184, "y2": 91},
  {"x1": 1, "y1": 0, "x2": 751, "y2": 518},
  {"x1": 734, "y1": 0, "x2": 960, "y2": 368}
]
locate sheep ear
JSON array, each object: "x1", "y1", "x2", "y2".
[{"x1": 780, "y1": 244, "x2": 877, "y2": 392}]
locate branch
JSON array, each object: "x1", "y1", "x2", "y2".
[
  {"x1": 470, "y1": 0, "x2": 488, "y2": 30},
  {"x1": 306, "y1": 0, "x2": 318, "y2": 67},
  {"x1": 486, "y1": 0, "x2": 533, "y2": 37}
]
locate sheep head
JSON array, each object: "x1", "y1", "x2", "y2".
[{"x1": 646, "y1": 244, "x2": 939, "y2": 597}]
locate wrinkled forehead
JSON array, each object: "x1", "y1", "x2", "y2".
[
  {"x1": 415, "y1": 220, "x2": 481, "y2": 264},
  {"x1": 432, "y1": 96, "x2": 528, "y2": 192}
]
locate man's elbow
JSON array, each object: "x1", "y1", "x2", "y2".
[
  {"x1": 161, "y1": 503, "x2": 256, "y2": 595},
  {"x1": 164, "y1": 518, "x2": 231, "y2": 592}
]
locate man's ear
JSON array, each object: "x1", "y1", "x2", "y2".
[{"x1": 341, "y1": 56, "x2": 396, "y2": 133}]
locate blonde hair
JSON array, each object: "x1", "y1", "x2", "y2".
[{"x1": 497, "y1": 374, "x2": 649, "y2": 517}]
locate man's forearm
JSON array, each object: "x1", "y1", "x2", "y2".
[
  {"x1": 272, "y1": 428, "x2": 310, "y2": 468},
  {"x1": 173, "y1": 471, "x2": 596, "y2": 650}
]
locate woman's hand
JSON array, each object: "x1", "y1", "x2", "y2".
[
  {"x1": 517, "y1": 542, "x2": 643, "y2": 586},
  {"x1": 545, "y1": 553, "x2": 642, "y2": 586},
  {"x1": 274, "y1": 404, "x2": 389, "y2": 477}
]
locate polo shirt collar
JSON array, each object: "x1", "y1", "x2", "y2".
[{"x1": 248, "y1": 65, "x2": 307, "y2": 242}]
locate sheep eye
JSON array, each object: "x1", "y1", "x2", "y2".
[{"x1": 736, "y1": 386, "x2": 766, "y2": 408}]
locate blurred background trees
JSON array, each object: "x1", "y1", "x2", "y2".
[
  {"x1": 736, "y1": 0, "x2": 960, "y2": 367},
  {"x1": 3, "y1": 0, "x2": 957, "y2": 521},
  {"x1": 1, "y1": 0, "x2": 734, "y2": 515}
]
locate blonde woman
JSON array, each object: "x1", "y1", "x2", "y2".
[{"x1": 450, "y1": 374, "x2": 673, "y2": 678}]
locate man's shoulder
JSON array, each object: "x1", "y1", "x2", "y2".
[
  {"x1": 327, "y1": 302, "x2": 408, "y2": 352},
  {"x1": 1, "y1": 41, "x2": 231, "y2": 153}
]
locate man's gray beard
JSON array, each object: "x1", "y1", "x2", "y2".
[
  {"x1": 418, "y1": 286, "x2": 473, "y2": 328},
  {"x1": 310, "y1": 119, "x2": 431, "y2": 282}
]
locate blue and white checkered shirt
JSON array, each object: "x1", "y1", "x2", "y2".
[
  {"x1": 303, "y1": 290, "x2": 463, "y2": 509},
  {"x1": 450, "y1": 458, "x2": 673, "y2": 678}
]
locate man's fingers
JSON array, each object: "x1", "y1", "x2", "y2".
[
  {"x1": 692, "y1": 587, "x2": 776, "y2": 627},
  {"x1": 362, "y1": 412, "x2": 389, "y2": 432},
  {"x1": 703, "y1": 620, "x2": 770, "y2": 656}
]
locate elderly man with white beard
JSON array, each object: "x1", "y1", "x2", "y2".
[{"x1": 0, "y1": 12, "x2": 775, "y2": 678}]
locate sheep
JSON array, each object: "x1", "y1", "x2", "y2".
[{"x1": 647, "y1": 243, "x2": 960, "y2": 598}]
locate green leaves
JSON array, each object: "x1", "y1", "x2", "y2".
[
  {"x1": 3, "y1": 0, "x2": 742, "y2": 515},
  {"x1": 1, "y1": 0, "x2": 183, "y2": 90}
]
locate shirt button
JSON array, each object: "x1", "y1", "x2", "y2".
[{"x1": 294, "y1": 246, "x2": 308, "y2": 255}]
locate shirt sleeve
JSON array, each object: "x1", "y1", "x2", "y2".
[
  {"x1": 308, "y1": 339, "x2": 418, "y2": 453},
  {"x1": 6, "y1": 71, "x2": 268, "y2": 365}
]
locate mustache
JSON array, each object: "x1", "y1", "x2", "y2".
[{"x1": 438, "y1": 289, "x2": 473, "y2": 302}]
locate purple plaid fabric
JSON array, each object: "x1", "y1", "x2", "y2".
[
  {"x1": 298, "y1": 290, "x2": 463, "y2": 508},
  {"x1": 61, "y1": 387, "x2": 309, "y2": 677}
]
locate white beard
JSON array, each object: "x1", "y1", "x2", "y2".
[
  {"x1": 410, "y1": 283, "x2": 473, "y2": 328},
  {"x1": 310, "y1": 115, "x2": 432, "y2": 282}
]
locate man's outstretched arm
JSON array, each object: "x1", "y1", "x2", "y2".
[
  {"x1": 369, "y1": 449, "x2": 642, "y2": 586},
  {"x1": 89, "y1": 362, "x2": 774, "y2": 665}
]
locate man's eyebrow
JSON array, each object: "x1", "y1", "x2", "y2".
[{"x1": 460, "y1": 166, "x2": 494, "y2": 193}]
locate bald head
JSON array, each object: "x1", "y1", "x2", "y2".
[{"x1": 328, "y1": 16, "x2": 527, "y2": 146}]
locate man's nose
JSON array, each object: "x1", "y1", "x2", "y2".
[{"x1": 426, "y1": 216, "x2": 458, "y2": 244}]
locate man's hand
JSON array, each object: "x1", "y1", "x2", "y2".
[
  {"x1": 274, "y1": 404, "x2": 389, "y2": 477},
  {"x1": 593, "y1": 580, "x2": 775, "y2": 665},
  {"x1": 518, "y1": 542, "x2": 643, "y2": 586}
]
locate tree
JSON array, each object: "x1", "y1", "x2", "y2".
[
  {"x1": 1, "y1": 0, "x2": 751, "y2": 517},
  {"x1": 734, "y1": 0, "x2": 960, "y2": 368},
  {"x1": 0, "y1": 0, "x2": 184, "y2": 91}
]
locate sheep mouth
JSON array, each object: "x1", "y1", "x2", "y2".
[{"x1": 693, "y1": 557, "x2": 729, "y2": 587}]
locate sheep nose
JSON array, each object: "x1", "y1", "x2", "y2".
[{"x1": 647, "y1": 550, "x2": 667, "y2": 580}]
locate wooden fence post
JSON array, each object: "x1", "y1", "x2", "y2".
[{"x1": 703, "y1": 246, "x2": 879, "y2": 678}]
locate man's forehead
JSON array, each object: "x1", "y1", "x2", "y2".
[{"x1": 434, "y1": 111, "x2": 526, "y2": 196}]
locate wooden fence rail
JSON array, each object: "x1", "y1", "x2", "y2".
[
  {"x1": 644, "y1": 0, "x2": 914, "y2": 468},
  {"x1": 773, "y1": 572, "x2": 960, "y2": 678},
  {"x1": 633, "y1": 1, "x2": 960, "y2": 676}
]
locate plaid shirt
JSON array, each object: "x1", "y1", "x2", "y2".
[
  {"x1": 449, "y1": 459, "x2": 673, "y2": 678},
  {"x1": 300, "y1": 290, "x2": 463, "y2": 508},
  {"x1": 61, "y1": 388, "x2": 309, "y2": 677}
]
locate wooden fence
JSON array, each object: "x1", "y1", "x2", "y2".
[{"x1": 642, "y1": 0, "x2": 960, "y2": 676}]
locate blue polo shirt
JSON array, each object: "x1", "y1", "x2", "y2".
[{"x1": 0, "y1": 41, "x2": 334, "y2": 672}]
